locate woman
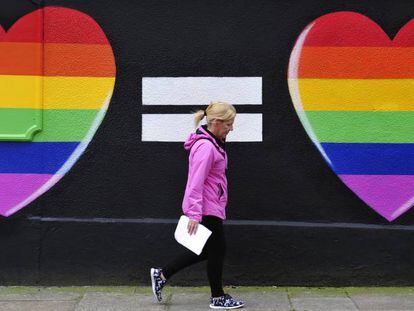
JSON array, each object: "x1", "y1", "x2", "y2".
[{"x1": 150, "y1": 101, "x2": 244, "y2": 309}]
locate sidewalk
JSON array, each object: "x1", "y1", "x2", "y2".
[{"x1": 1, "y1": 286, "x2": 414, "y2": 310}]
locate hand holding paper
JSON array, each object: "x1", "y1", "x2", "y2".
[
  {"x1": 174, "y1": 215, "x2": 212, "y2": 255},
  {"x1": 187, "y1": 219, "x2": 199, "y2": 235}
]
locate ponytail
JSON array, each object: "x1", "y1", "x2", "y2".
[{"x1": 193, "y1": 110, "x2": 205, "y2": 128}]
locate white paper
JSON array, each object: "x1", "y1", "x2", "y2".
[{"x1": 174, "y1": 215, "x2": 212, "y2": 255}]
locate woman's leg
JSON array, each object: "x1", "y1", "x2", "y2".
[
  {"x1": 162, "y1": 247, "x2": 206, "y2": 279},
  {"x1": 161, "y1": 217, "x2": 213, "y2": 279},
  {"x1": 161, "y1": 215, "x2": 226, "y2": 298},
  {"x1": 204, "y1": 216, "x2": 226, "y2": 297},
  {"x1": 151, "y1": 218, "x2": 212, "y2": 302}
]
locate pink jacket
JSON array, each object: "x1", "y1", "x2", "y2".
[{"x1": 182, "y1": 125, "x2": 228, "y2": 222}]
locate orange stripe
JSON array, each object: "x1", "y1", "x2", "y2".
[
  {"x1": 44, "y1": 43, "x2": 115, "y2": 77},
  {"x1": 298, "y1": 47, "x2": 414, "y2": 78},
  {"x1": 0, "y1": 42, "x2": 42, "y2": 75},
  {"x1": 0, "y1": 42, "x2": 115, "y2": 77}
]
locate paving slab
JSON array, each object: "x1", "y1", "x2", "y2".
[
  {"x1": 238, "y1": 291, "x2": 291, "y2": 310},
  {"x1": 0, "y1": 291, "x2": 81, "y2": 301},
  {"x1": 168, "y1": 290, "x2": 291, "y2": 310},
  {"x1": 169, "y1": 293, "x2": 210, "y2": 310},
  {"x1": 289, "y1": 292, "x2": 358, "y2": 311},
  {"x1": 349, "y1": 293, "x2": 414, "y2": 311},
  {"x1": 75, "y1": 292, "x2": 167, "y2": 311},
  {"x1": 0, "y1": 300, "x2": 76, "y2": 311}
]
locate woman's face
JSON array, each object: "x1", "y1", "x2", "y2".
[{"x1": 213, "y1": 118, "x2": 234, "y2": 140}]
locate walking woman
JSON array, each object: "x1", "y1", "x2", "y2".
[{"x1": 150, "y1": 101, "x2": 244, "y2": 309}]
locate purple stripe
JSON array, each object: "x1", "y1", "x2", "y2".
[
  {"x1": 339, "y1": 175, "x2": 414, "y2": 221},
  {"x1": 0, "y1": 174, "x2": 54, "y2": 216}
]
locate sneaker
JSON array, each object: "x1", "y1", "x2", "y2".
[
  {"x1": 209, "y1": 293, "x2": 244, "y2": 309},
  {"x1": 150, "y1": 268, "x2": 166, "y2": 302}
]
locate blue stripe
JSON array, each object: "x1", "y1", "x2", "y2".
[
  {"x1": 321, "y1": 143, "x2": 414, "y2": 175},
  {"x1": 0, "y1": 142, "x2": 79, "y2": 174}
]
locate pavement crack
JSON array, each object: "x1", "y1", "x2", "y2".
[
  {"x1": 345, "y1": 289, "x2": 360, "y2": 311},
  {"x1": 72, "y1": 294, "x2": 84, "y2": 311},
  {"x1": 286, "y1": 287, "x2": 296, "y2": 311}
]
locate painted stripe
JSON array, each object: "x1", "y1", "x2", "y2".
[
  {"x1": 293, "y1": 79, "x2": 414, "y2": 110},
  {"x1": 0, "y1": 75, "x2": 42, "y2": 109},
  {"x1": 1, "y1": 8, "x2": 43, "y2": 42},
  {"x1": 0, "y1": 108, "x2": 42, "y2": 141},
  {"x1": 2, "y1": 8, "x2": 110, "y2": 44},
  {"x1": 142, "y1": 113, "x2": 262, "y2": 142},
  {"x1": 0, "y1": 173, "x2": 54, "y2": 217},
  {"x1": 298, "y1": 47, "x2": 414, "y2": 78},
  {"x1": 25, "y1": 215, "x2": 414, "y2": 231},
  {"x1": 43, "y1": 7, "x2": 111, "y2": 44},
  {"x1": 321, "y1": 143, "x2": 414, "y2": 175},
  {"x1": 0, "y1": 142, "x2": 79, "y2": 174},
  {"x1": 0, "y1": 109, "x2": 99, "y2": 142},
  {"x1": 0, "y1": 43, "x2": 115, "y2": 77},
  {"x1": 301, "y1": 111, "x2": 414, "y2": 143},
  {"x1": 339, "y1": 174, "x2": 414, "y2": 221},
  {"x1": 0, "y1": 75, "x2": 115, "y2": 109},
  {"x1": 0, "y1": 42, "x2": 42, "y2": 76},
  {"x1": 301, "y1": 12, "x2": 414, "y2": 47},
  {"x1": 142, "y1": 77, "x2": 262, "y2": 105}
]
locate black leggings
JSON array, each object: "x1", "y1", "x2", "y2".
[{"x1": 162, "y1": 215, "x2": 226, "y2": 297}]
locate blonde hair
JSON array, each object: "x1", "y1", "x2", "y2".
[{"x1": 193, "y1": 101, "x2": 236, "y2": 128}]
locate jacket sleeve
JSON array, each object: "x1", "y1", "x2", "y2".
[{"x1": 182, "y1": 141, "x2": 215, "y2": 222}]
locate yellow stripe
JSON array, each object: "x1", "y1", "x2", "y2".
[
  {"x1": 0, "y1": 75, "x2": 115, "y2": 109},
  {"x1": 292, "y1": 79, "x2": 414, "y2": 111},
  {"x1": 0, "y1": 75, "x2": 43, "y2": 109}
]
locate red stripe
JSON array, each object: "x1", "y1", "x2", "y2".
[
  {"x1": 0, "y1": 9, "x2": 43, "y2": 42},
  {"x1": 44, "y1": 7, "x2": 110, "y2": 44},
  {"x1": 394, "y1": 19, "x2": 414, "y2": 46},
  {"x1": 302, "y1": 11, "x2": 414, "y2": 47},
  {"x1": 0, "y1": 7, "x2": 110, "y2": 44}
]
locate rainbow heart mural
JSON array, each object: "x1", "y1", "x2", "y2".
[
  {"x1": 288, "y1": 11, "x2": 414, "y2": 221},
  {"x1": 0, "y1": 7, "x2": 115, "y2": 217}
]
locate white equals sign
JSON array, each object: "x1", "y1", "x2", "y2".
[{"x1": 141, "y1": 77, "x2": 262, "y2": 142}]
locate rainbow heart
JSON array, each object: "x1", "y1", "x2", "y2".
[
  {"x1": 288, "y1": 11, "x2": 414, "y2": 221},
  {"x1": 0, "y1": 7, "x2": 115, "y2": 217}
]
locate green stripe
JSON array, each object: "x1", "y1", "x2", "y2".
[
  {"x1": 300, "y1": 111, "x2": 414, "y2": 143},
  {"x1": 0, "y1": 109, "x2": 100, "y2": 142},
  {"x1": 0, "y1": 108, "x2": 42, "y2": 141}
]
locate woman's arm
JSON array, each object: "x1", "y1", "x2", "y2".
[{"x1": 182, "y1": 141, "x2": 215, "y2": 225}]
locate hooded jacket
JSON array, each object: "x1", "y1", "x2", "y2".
[{"x1": 182, "y1": 125, "x2": 228, "y2": 222}]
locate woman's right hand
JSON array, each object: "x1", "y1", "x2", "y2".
[{"x1": 187, "y1": 219, "x2": 199, "y2": 235}]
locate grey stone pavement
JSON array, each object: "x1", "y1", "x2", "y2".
[{"x1": 1, "y1": 286, "x2": 414, "y2": 310}]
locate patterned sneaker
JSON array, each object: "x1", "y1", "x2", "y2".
[
  {"x1": 209, "y1": 293, "x2": 245, "y2": 309},
  {"x1": 150, "y1": 268, "x2": 166, "y2": 302}
]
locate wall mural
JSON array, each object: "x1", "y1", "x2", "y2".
[
  {"x1": 288, "y1": 11, "x2": 414, "y2": 221},
  {"x1": 2, "y1": 7, "x2": 412, "y2": 223},
  {"x1": 0, "y1": 7, "x2": 115, "y2": 217}
]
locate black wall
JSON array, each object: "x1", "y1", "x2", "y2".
[{"x1": 2, "y1": 0, "x2": 414, "y2": 286}]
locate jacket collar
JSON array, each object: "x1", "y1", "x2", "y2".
[{"x1": 196, "y1": 125, "x2": 226, "y2": 153}]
